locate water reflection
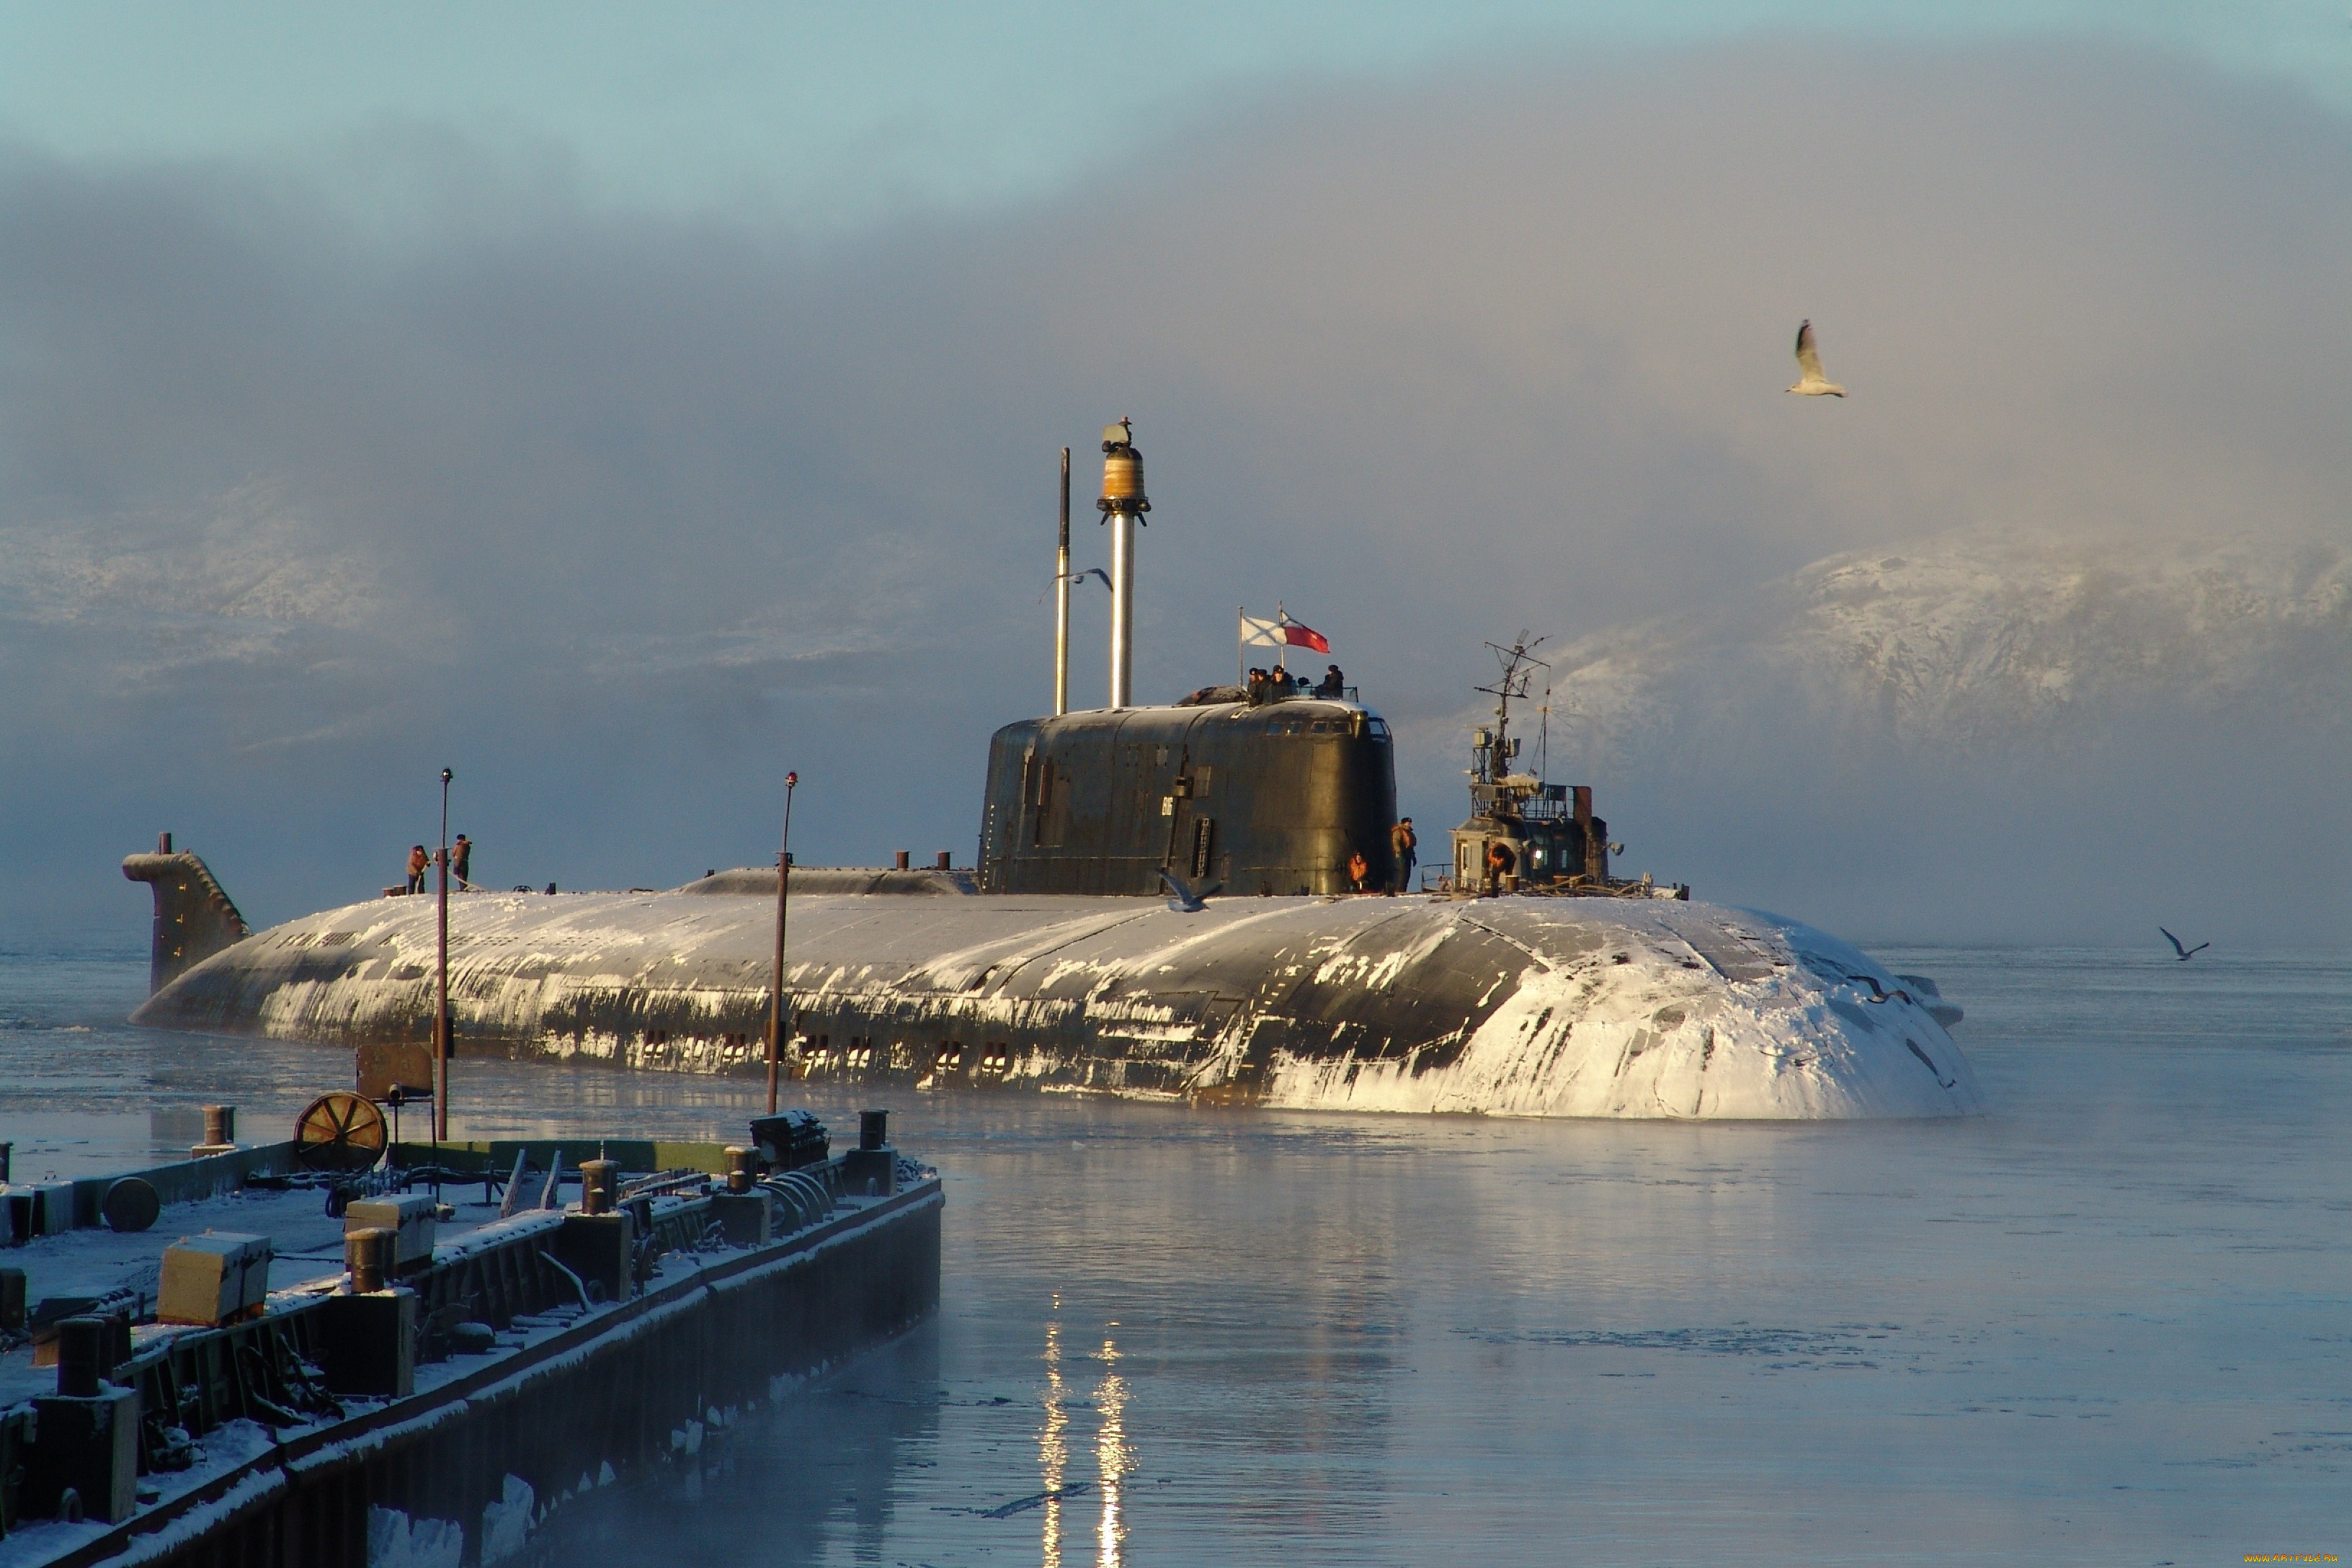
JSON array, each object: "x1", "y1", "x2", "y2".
[
  {"x1": 1039, "y1": 1307, "x2": 1067, "y2": 1567},
  {"x1": 1094, "y1": 1325, "x2": 1133, "y2": 1567},
  {"x1": 1038, "y1": 1301, "x2": 1135, "y2": 1568}
]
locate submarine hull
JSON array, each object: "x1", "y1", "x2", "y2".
[{"x1": 132, "y1": 888, "x2": 1983, "y2": 1121}]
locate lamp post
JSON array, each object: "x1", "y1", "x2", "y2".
[
  {"x1": 1054, "y1": 447, "x2": 1071, "y2": 716},
  {"x1": 766, "y1": 770, "x2": 798, "y2": 1115},
  {"x1": 435, "y1": 767, "x2": 452, "y2": 1143}
]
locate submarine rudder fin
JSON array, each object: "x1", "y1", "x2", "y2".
[{"x1": 122, "y1": 831, "x2": 251, "y2": 994}]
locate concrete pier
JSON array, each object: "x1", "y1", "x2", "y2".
[{"x1": 0, "y1": 1132, "x2": 942, "y2": 1566}]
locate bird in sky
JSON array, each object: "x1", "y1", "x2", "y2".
[
  {"x1": 1159, "y1": 868, "x2": 1219, "y2": 913},
  {"x1": 1786, "y1": 319, "x2": 1846, "y2": 397},
  {"x1": 2159, "y1": 927, "x2": 2210, "y2": 961},
  {"x1": 1038, "y1": 566, "x2": 1113, "y2": 602}
]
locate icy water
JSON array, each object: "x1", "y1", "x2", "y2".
[{"x1": 1, "y1": 940, "x2": 2346, "y2": 1565}]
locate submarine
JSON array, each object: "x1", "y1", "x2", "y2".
[{"x1": 125, "y1": 423, "x2": 1982, "y2": 1121}]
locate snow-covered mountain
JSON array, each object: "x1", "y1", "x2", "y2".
[
  {"x1": 0, "y1": 476, "x2": 399, "y2": 684},
  {"x1": 1534, "y1": 527, "x2": 2352, "y2": 764},
  {"x1": 1392, "y1": 526, "x2": 2352, "y2": 942}
]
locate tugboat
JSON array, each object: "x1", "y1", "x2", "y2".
[
  {"x1": 125, "y1": 423, "x2": 1980, "y2": 1121},
  {"x1": 1442, "y1": 633, "x2": 1662, "y2": 899}
]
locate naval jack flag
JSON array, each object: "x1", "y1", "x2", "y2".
[{"x1": 1239, "y1": 604, "x2": 1329, "y2": 680}]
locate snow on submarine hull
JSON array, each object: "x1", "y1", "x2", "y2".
[{"x1": 128, "y1": 878, "x2": 1984, "y2": 1121}]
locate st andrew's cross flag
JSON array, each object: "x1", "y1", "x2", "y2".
[{"x1": 1239, "y1": 607, "x2": 1329, "y2": 654}]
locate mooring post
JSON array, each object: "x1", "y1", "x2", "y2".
[
  {"x1": 844, "y1": 1108, "x2": 896, "y2": 1197},
  {"x1": 345, "y1": 1227, "x2": 393, "y2": 1293},
  {"x1": 192, "y1": 1104, "x2": 236, "y2": 1157},
  {"x1": 578, "y1": 1159, "x2": 618, "y2": 1216},
  {"x1": 767, "y1": 770, "x2": 798, "y2": 1116},
  {"x1": 30, "y1": 1316, "x2": 138, "y2": 1523}
]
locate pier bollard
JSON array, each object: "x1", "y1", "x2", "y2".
[
  {"x1": 29, "y1": 1315, "x2": 139, "y2": 1523},
  {"x1": 844, "y1": 1108, "x2": 897, "y2": 1198},
  {"x1": 579, "y1": 1159, "x2": 620, "y2": 1216},
  {"x1": 192, "y1": 1103, "x2": 236, "y2": 1157},
  {"x1": 346, "y1": 1226, "x2": 395, "y2": 1293},
  {"x1": 27, "y1": 1381, "x2": 138, "y2": 1523},
  {"x1": 344, "y1": 1194, "x2": 437, "y2": 1275},
  {"x1": 713, "y1": 1147, "x2": 770, "y2": 1244},
  {"x1": 556, "y1": 1205, "x2": 635, "y2": 1303},
  {"x1": 321, "y1": 1242, "x2": 416, "y2": 1396},
  {"x1": 55, "y1": 1316, "x2": 106, "y2": 1397}
]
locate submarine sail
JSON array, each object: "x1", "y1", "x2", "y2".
[{"x1": 978, "y1": 693, "x2": 1396, "y2": 898}]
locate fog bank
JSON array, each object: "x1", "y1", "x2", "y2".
[{"x1": 4, "y1": 39, "x2": 2345, "y2": 945}]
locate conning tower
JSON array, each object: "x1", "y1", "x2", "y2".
[
  {"x1": 991, "y1": 424, "x2": 1395, "y2": 894},
  {"x1": 979, "y1": 685, "x2": 1396, "y2": 896}
]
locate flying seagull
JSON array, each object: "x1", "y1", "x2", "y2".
[
  {"x1": 1786, "y1": 319, "x2": 1846, "y2": 397},
  {"x1": 1159, "y1": 868, "x2": 1220, "y2": 913},
  {"x1": 1038, "y1": 566, "x2": 1113, "y2": 602},
  {"x1": 2159, "y1": 927, "x2": 2209, "y2": 961}
]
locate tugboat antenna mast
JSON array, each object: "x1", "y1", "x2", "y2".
[
  {"x1": 1538, "y1": 683, "x2": 1552, "y2": 784},
  {"x1": 1472, "y1": 633, "x2": 1547, "y2": 783}
]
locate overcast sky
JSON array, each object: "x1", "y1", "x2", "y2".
[
  {"x1": 7, "y1": 2, "x2": 2351, "y2": 222},
  {"x1": 4, "y1": 6, "x2": 2348, "y2": 946}
]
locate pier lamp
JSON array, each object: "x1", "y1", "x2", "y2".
[
  {"x1": 1054, "y1": 447, "x2": 1071, "y2": 716},
  {"x1": 767, "y1": 770, "x2": 798, "y2": 1115},
  {"x1": 435, "y1": 767, "x2": 453, "y2": 1142}
]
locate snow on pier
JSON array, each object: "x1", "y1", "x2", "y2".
[{"x1": 0, "y1": 1141, "x2": 941, "y2": 1567}]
